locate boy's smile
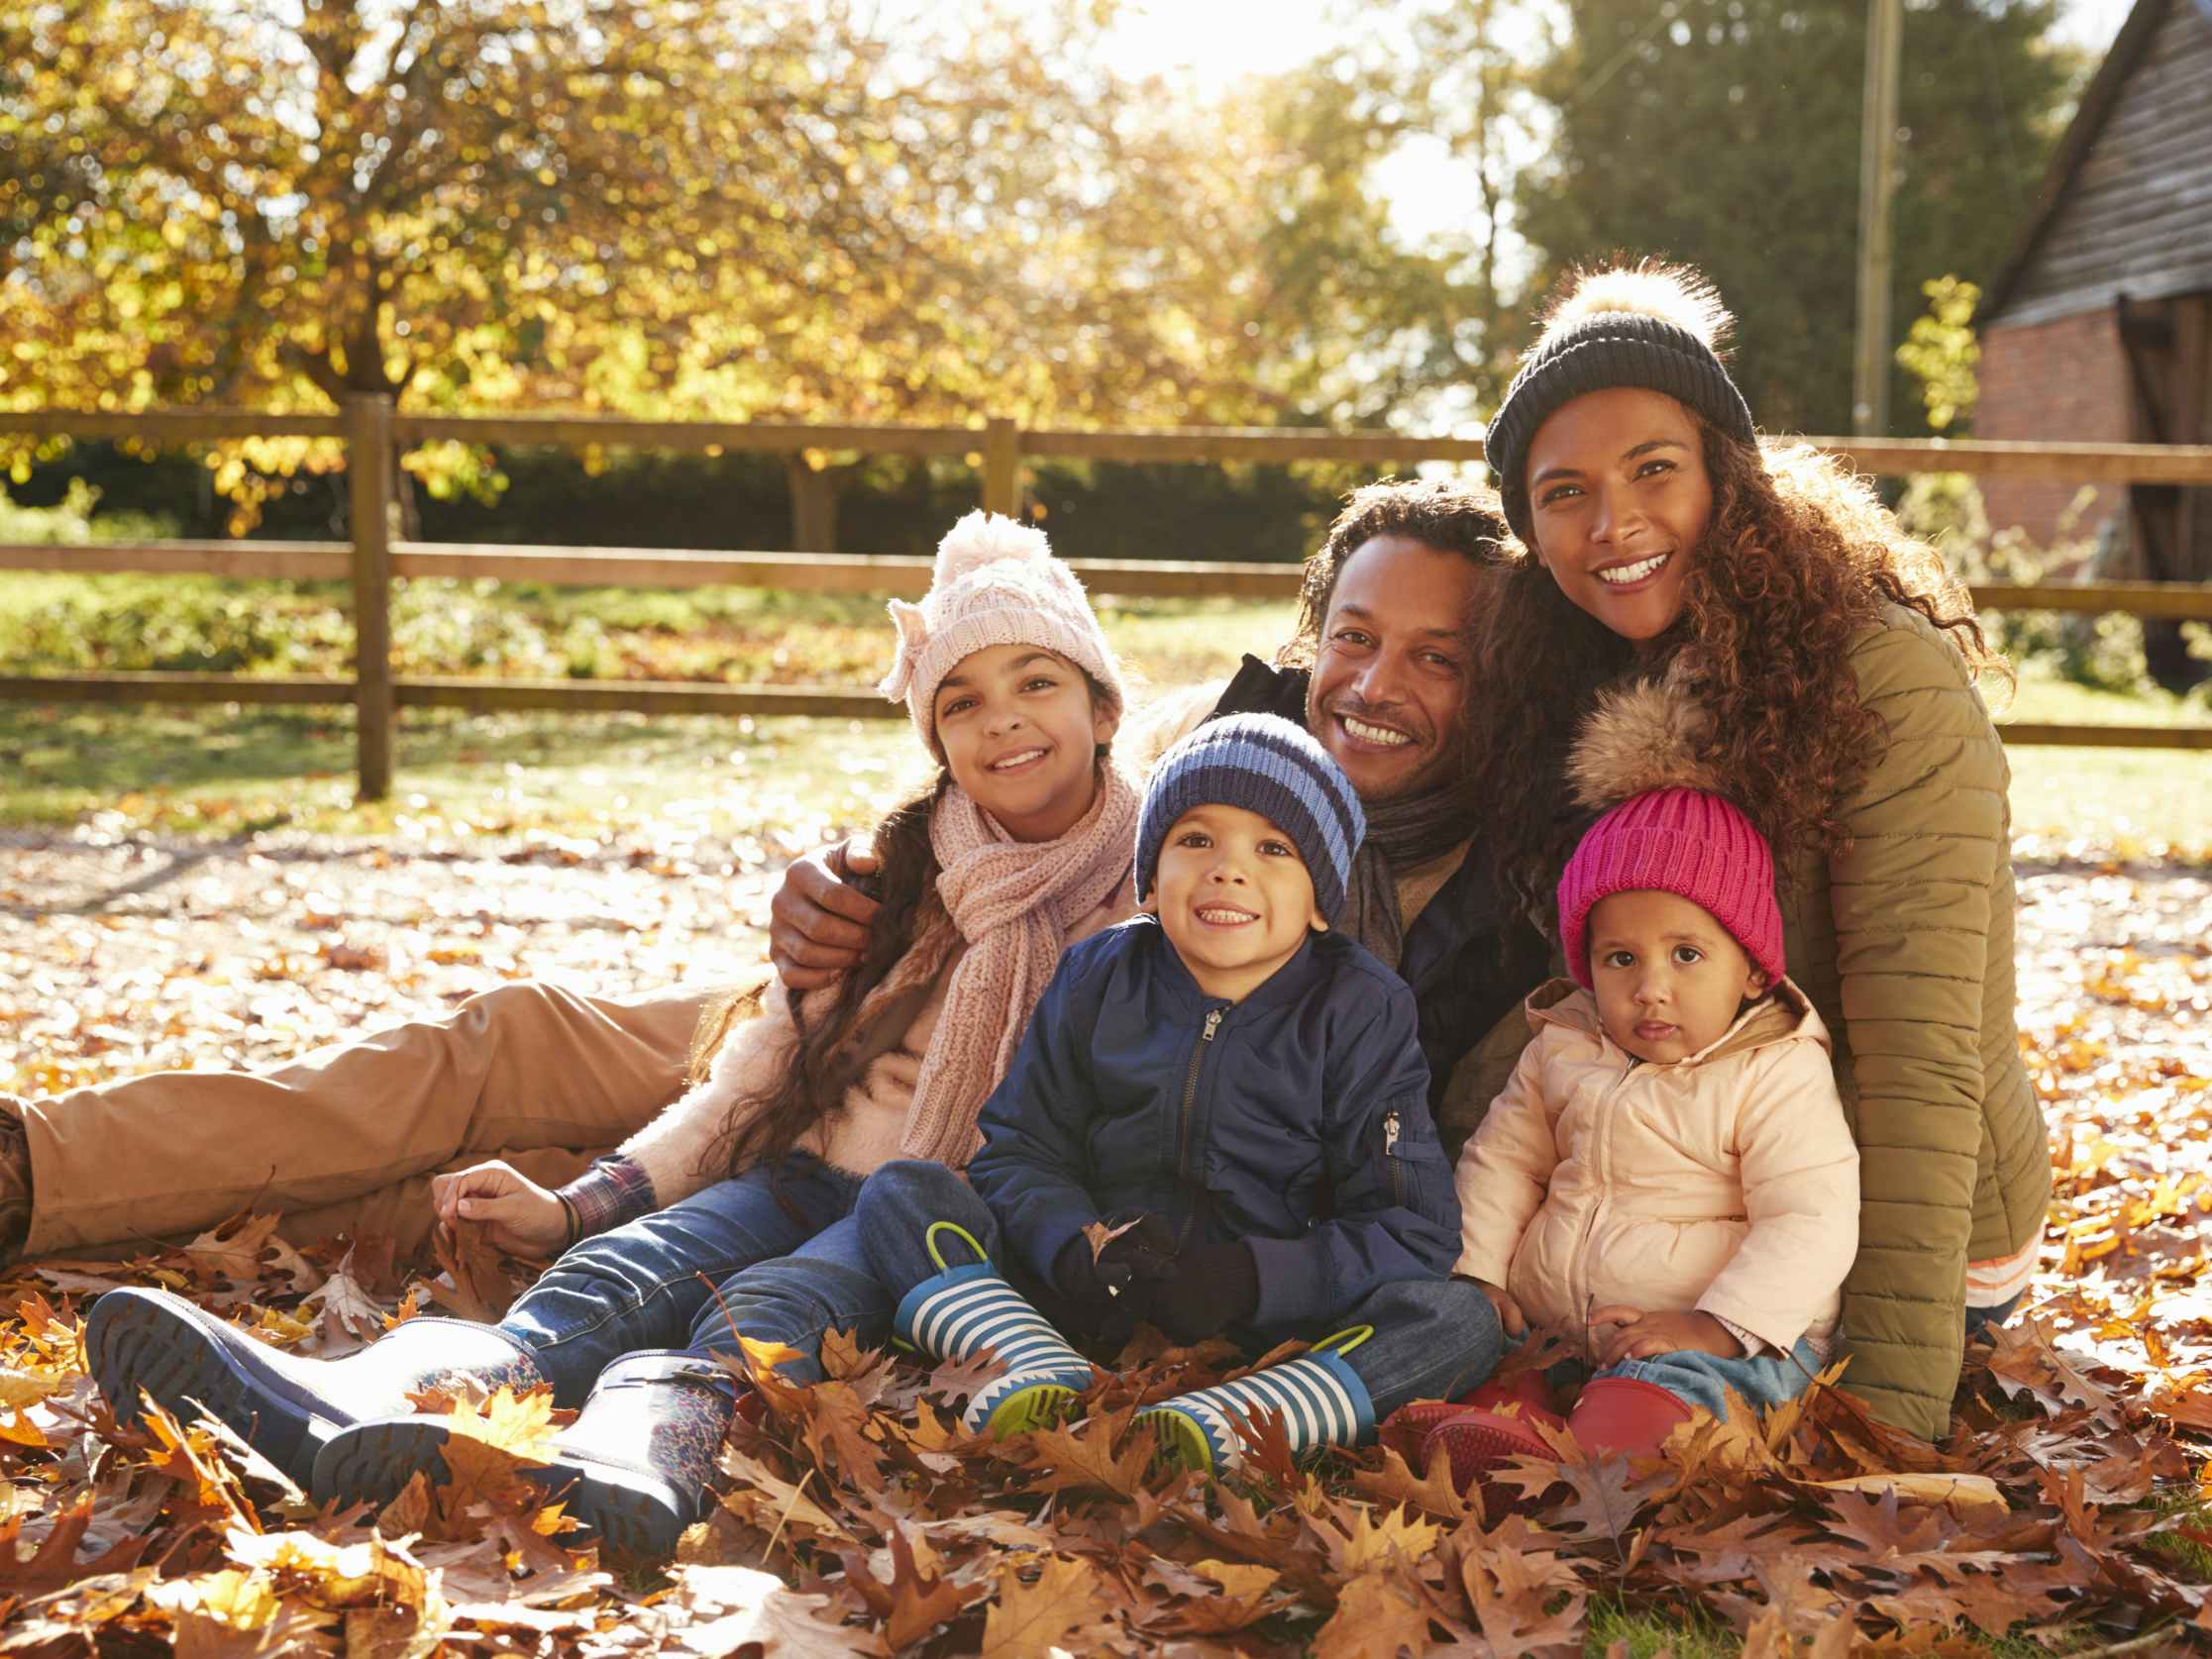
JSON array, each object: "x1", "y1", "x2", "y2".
[{"x1": 1154, "y1": 802, "x2": 1326, "y2": 1002}]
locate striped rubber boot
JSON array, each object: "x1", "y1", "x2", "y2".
[
  {"x1": 894, "y1": 1223, "x2": 1093, "y2": 1437},
  {"x1": 1137, "y1": 1326, "x2": 1376, "y2": 1477}
]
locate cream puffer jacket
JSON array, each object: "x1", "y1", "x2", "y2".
[{"x1": 1452, "y1": 978, "x2": 1861, "y2": 1360}]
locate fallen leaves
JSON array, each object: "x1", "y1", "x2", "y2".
[{"x1": 0, "y1": 840, "x2": 2206, "y2": 1653}]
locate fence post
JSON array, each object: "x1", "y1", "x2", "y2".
[
  {"x1": 344, "y1": 393, "x2": 396, "y2": 801},
  {"x1": 981, "y1": 417, "x2": 1021, "y2": 516}
]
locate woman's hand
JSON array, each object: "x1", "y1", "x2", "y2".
[
  {"x1": 430, "y1": 1162, "x2": 570, "y2": 1257},
  {"x1": 768, "y1": 839, "x2": 881, "y2": 990},
  {"x1": 1459, "y1": 1275, "x2": 1527, "y2": 1338},
  {"x1": 1589, "y1": 1305, "x2": 1745, "y2": 1366}
]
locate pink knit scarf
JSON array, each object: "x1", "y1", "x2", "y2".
[{"x1": 898, "y1": 764, "x2": 1140, "y2": 1165}]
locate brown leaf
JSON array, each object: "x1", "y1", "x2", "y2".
[
  {"x1": 978, "y1": 1555, "x2": 1111, "y2": 1659},
  {"x1": 1309, "y1": 1570, "x2": 1434, "y2": 1659},
  {"x1": 883, "y1": 1524, "x2": 970, "y2": 1652},
  {"x1": 0, "y1": 1497, "x2": 149, "y2": 1592},
  {"x1": 1351, "y1": 1440, "x2": 1475, "y2": 1523},
  {"x1": 1020, "y1": 1411, "x2": 1155, "y2": 1501}
]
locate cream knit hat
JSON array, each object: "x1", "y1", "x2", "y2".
[{"x1": 879, "y1": 511, "x2": 1126, "y2": 751}]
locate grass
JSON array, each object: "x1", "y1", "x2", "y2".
[
  {"x1": 3, "y1": 575, "x2": 2208, "y2": 852},
  {"x1": 1998, "y1": 675, "x2": 2212, "y2": 854},
  {"x1": 0, "y1": 592, "x2": 1302, "y2": 843}
]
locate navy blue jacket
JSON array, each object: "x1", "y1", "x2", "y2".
[
  {"x1": 1206, "y1": 657, "x2": 1550, "y2": 1105},
  {"x1": 966, "y1": 916, "x2": 1461, "y2": 1334}
]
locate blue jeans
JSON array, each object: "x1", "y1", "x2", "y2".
[
  {"x1": 1598, "y1": 1338, "x2": 1824, "y2": 1421},
  {"x1": 498, "y1": 1152, "x2": 895, "y2": 1404},
  {"x1": 1964, "y1": 1292, "x2": 2024, "y2": 1340},
  {"x1": 853, "y1": 1160, "x2": 1504, "y2": 1421}
]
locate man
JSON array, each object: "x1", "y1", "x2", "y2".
[
  {"x1": 772, "y1": 478, "x2": 1546, "y2": 1110},
  {"x1": 1, "y1": 480, "x2": 1539, "y2": 1262}
]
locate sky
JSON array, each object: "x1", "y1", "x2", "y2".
[
  {"x1": 1083, "y1": 0, "x2": 2140, "y2": 95},
  {"x1": 1066, "y1": 0, "x2": 2142, "y2": 250}
]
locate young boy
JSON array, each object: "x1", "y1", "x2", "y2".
[{"x1": 849, "y1": 714, "x2": 1505, "y2": 1474}]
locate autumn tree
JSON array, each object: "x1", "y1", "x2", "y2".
[
  {"x1": 1230, "y1": 0, "x2": 1547, "y2": 428},
  {"x1": 0, "y1": 0, "x2": 1278, "y2": 535},
  {"x1": 1509, "y1": 0, "x2": 2080, "y2": 435}
]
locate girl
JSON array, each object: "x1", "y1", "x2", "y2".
[
  {"x1": 1410, "y1": 748, "x2": 1860, "y2": 1483},
  {"x1": 86, "y1": 512, "x2": 1142, "y2": 1553},
  {"x1": 1457, "y1": 262, "x2": 2050, "y2": 1444}
]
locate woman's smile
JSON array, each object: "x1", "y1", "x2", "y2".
[{"x1": 1595, "y1": 550, "x2": 1673, "y2": 588}]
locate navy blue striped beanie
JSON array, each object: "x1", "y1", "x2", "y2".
[{"x1": 1136, "y1": 714, "x2": 1366, "y2": 922}]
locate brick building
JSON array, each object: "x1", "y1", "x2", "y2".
[{"x1": 1975, "y1": 0, "x2": 2212, "y2": 615}]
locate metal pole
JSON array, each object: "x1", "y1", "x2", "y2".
[
  {"x1": 344, "y1": 393, "x2": 396, "y2": 801},
  {"x1": 1853, "y1": 0, "x2": 1903, "y2": 436}
]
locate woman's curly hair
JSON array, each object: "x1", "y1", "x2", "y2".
[{"x1": 1466, "y1": 419, "x2": 2012, "y2": 920}]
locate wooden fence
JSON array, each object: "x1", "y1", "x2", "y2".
[{"x1": 4, "y1": 398, "x2": 2211, "y2": 797}]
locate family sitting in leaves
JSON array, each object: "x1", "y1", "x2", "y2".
[{"x1": 62, "y1": 262, "x2": 2049, "y2": 1558}]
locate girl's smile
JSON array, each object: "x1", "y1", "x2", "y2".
[{"x1": 934, "y1": 644, "x2": 1116, "y2": 843}]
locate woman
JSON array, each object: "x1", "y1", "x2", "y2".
[{"x1": 1461, "y1": 262, "x2": 2049, "y2": 1443}]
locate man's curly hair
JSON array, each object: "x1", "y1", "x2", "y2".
[
  {"x1": 1283, "y1": 477, "x2": 1511, "y2": 665},
  {"x1": 1465, "y1": 421, "x2": 2013, "y2": 918}
]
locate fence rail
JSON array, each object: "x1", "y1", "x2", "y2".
[{"x1": 4, "y1": 399, "x2": 2210, "y2": 794}]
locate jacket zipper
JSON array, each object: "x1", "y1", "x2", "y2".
[
  {"x1": 1384, "y1": 1109, "x2": 1405, "y2": 1205},
  {"x1": 1569, "y1": 1061, "x2": 1637, "y2": 1346},
  {"x1": 1175, "y1": 1007, "x2": 1224, "y2": 1193}
]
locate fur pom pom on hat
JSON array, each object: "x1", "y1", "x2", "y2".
[
  {"x1": 1487, "y1": 261, "x2": 1756, "y2": 545},
  {"x1": 879, "y1": 511, "x2": 1126, "y2": 749},
  {"x1": 1556, "y1": 666, "x2": 1785, "y2": 989}
]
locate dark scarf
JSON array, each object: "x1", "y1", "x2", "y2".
[{"x1": 1208, "y1": 656, "x2": 1474, "y2": 970}]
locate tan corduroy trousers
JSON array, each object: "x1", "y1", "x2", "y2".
[{"x1": 13, "y1": 981, "x2": 718, "y2": 1261}]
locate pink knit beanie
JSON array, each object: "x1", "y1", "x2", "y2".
[
  {"x1": 1556, "y1": 786, "x2": 1785, "y2": 989},
  {"x1": 878, "y1": 511, "x2": 1126, "y2": 752}
]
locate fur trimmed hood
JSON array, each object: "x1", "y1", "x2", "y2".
[{"x1": 1566, "y1": 664, "x2": 1730, "y2": 810}]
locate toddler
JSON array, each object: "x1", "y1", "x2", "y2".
[{"x1": 1411, "y1": 785, "x2": 1859, "y2": 1486}]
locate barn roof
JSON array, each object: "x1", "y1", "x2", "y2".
[{"x1": 1980, "y1": 0, "x2": 2212, "y2": 329}]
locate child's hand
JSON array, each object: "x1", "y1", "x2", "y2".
[
  {"x1": 1153, "y1": 1241, "x2": 1258, "y2": 1342},
  {"x1": 1457, "y1": 1275, "x2": 1527, "y2": 1338},
  {"x1": 1588, "y1": 1306, "x2": 1745, "y2": 1366},
  {"x1": 430, "y1": 1162, "x2": 570, "y2": 1257}
]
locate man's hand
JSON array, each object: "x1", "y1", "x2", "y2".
[
  {"x1": 769, "y1": 837, "x2": 881, "y2": 991},
  {"x1": 430, "y1": 1162, "x2": 569, "y2": 1257},
  {"x1": 1588, "y1": 1305, "x2": 1745, "y2": 1367},
  {"x1": 1460, "y1": 1275, "x2": 1527, "y2": 1338}
]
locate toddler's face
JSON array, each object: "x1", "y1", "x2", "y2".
[
  {"x1": 933, "y1": 644, "x2": 1115, "y2": 843},
  {"x1": 1153, "y1": 803, "x2": 1324, "y2": 1002},
  {"x1": 1585, "y1": 887, "x2": 1768, "y2": 1063}
]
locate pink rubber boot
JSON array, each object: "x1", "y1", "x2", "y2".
[
  {"x1": 1417, "y1": 1371, "x2": 1570, "y2": 1493},
  {"x1": 1563, "y1": 1375, "x2": 1695, "y2": 1459},
  {"x1": 1378, "y1": 1368, "x2": 1559, "y2": 1463}
]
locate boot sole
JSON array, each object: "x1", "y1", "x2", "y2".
[
  {"x1": 314, "y1": 1421, "x2": 690, "y2": 1559},
  {"x1": 86, "y1": 1289, "x2": 331, "y2": 1486},
  {"x1": 1134, "y1": 1407, "x2": 1214, "y2": 1476},
  {"x1": 977, "y1": 1382, "x2": 1079, "y2": 1439},
  {"x1": 1427, "y1": 1414, "x2": 1557, "y2": 1501}
]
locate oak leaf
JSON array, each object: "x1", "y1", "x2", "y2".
[
  {"x1": 1020, "y1": 1411, "x2": 1155, "y2": 1501},
  {"x1": 978, "y1": 1554, "x2": 1110, "y2": 1659},
  {"x1": 1309, "y1": 1570, "x2": 1434, "y2": 1659},
  {"x1": 1351, "y1": 1440, "x2": 1475, "y2": 1522}
]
